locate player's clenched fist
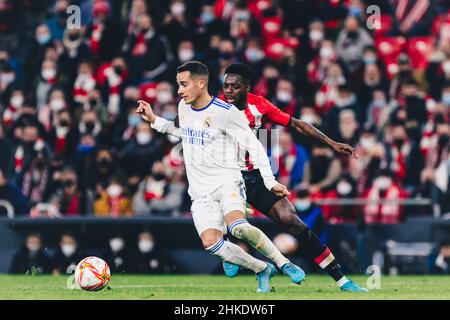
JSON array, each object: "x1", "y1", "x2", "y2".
[
  {"x1": 271, "y1": 183, "x2": 290, "y2": 197},
  {"x1": 136, "y1": 100, "x2": 156, "y2": 123}
]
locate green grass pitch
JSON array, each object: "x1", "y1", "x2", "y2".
[{"x1": 0, "y1": 275, "x2": 449, "y2": 299}]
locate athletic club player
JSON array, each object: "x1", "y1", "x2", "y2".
[{"x1": 219, "y1": 62, "x2": 368, "y2": 292}]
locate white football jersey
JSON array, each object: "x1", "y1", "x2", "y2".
[{"x1": 152, "y1": 97, "x2": 277, "y2": 199}]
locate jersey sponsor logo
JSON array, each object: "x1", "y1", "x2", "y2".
[{"x1": 180, "y1": 127, "x2": 211, "y2": 145}]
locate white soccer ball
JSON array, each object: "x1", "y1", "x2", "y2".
[{"x1": 75, "y1": 256, "x2": 111, "y2": 291}]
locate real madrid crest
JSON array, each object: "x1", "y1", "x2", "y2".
[{"x1": 203, "y1": 116, "x2": 212, "y2": 128}]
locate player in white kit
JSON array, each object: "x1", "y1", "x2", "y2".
[{"x1": 136, "y1": 61, "x2": 305, "y2": 292}]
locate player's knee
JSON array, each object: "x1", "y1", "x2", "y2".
[
  {"x1": 229, "y1": 221, "x2": 258, "y2": 241},
  {"x1": 201, "y1": 235, "x2": 223, "y2": 250}
]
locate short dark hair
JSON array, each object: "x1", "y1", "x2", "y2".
[
  {"x1": 176, "y1": 61, "x2": 209, "y2": 78},
  {"x1": 224, "y1": 63, "x2": 252, "y2": 81}
]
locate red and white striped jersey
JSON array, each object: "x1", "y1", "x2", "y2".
[{"x1": 221, "y1": 92, "x2": 291, "y2": 132}]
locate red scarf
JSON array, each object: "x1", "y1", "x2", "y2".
[
  {"x1": 89, "y1": 22, "x2": 104, "y2": 57},
  {"x1": 132, "y1": 33, "x2": 147, "y2": 56}
]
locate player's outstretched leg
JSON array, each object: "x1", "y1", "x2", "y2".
[
  {"x1": 201, "y1": 230, "x2": 275, "y2": 292},
  {"x1": 226, "y1": 215, "x2": 305, "y2": 285},
  {"x1": 267, "y1": 198, "x2": 368, "y2": 292}
]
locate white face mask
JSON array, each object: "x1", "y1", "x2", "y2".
[
  {"x1": 136, "y1": 131, "x2": 151, "y2": 145},
  {"x1": 50, "y1": 99, "x2": 65, "y2": 112},
  {"x1": 178, "y1": 49, "x2": 194, "y2": 62},
  {"x1": 337, "y1": 181, "x2": 352, "y2": 195},
  {"x1": 360, "y1": 137, "x2": 375, "y2": 150},
  {"x1": 61, "y1": 244, "x2": 76, "y2": 257},
  {"x1": 320, "y1": 46, "x2": 334, "y2": 60},
  {"x1": 300, "y1": 114, "x2": 316, "y2": 124},
  {"x1": 138, "y1": 240, "x2": 154, "y2": 253},
  {"x1": 156, "y1": 90, "x2": 173, "y2": 104},
  {"x1": 276, "y1": 90, "x2": 292, "y2": 103},
  {"x1": 309, "y1": 30, "x2": 324, "y2": 42},
  {"x1": 107, "y1": 184, "x2": 122, "y2": 197},
  {"x1": 294, "y1": 199, "x2": 311, "y2": 211},
  {"x1": 1, "y1": 72, "x2": 15, "y2": 84},
  {"x1": 10, "y1": 95, "x2": 24, "y2": 108},
  {"x1": 42, "y1": 68, "x2": 56, "y2": 80},
  {"x1": 443, "y1": 60, "x2": 450, "y2": 74},
  {"x1": 109, "y1": 238, "x2": 125, "y2": 252},
  {"x1": 27, "y1": 243, "x2": 40, "y2": 253},
  {"x1": 374, "y1": 177, "x2": 392, "y2": 190},
  {"x1": 171, "y1": 2, "x2": 185, "y2": 16},
  {"x1": 245, "y1": 48, "x2": 264, "y2": 62}
]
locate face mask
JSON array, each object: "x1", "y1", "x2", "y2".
[
  {"x1": 245, "y1": 48, "x2": 264, "y2": 62},
  {"x1": 360, "y1": 137, "x2": 375, "y2": 150},
  {"x1": 220, "y1": 51, "x2": 233, "y2": 61},
  {"x1": 61, "y1": 244, "x2": 76, "y2": 257},
  {"x1": 393, "y1": 138, "x2": 405, "y2": 148},
  {"x1": 300, "y1": 114, "x2": 316, "y2": 124},
  {"x1": 162, "y1": 112, "x2": 177, "y2": 121},
  {"x1": 153, "y1": 173, "x2": 166, "y2": 181},
  {"x1": 85, "y1": 121, "x2": 96, "y2": 133},
  {"x1": 309, "y1": 30, "x2": 323, "y2": 42},
  {"x1": 128, "y1": 114, "x2": 142, "y2": 127},
  {"x1": 10, "y1": 95, "x2": 24, "y2": 108},
  {"x1": 438, "y1": 134, "x2": 449, "y2": 146},
  {"x1": 113, "y1": 66, "x2": 123, "y2": 75},
  {"x1": 178, "y1": 49, "x2": 194, "y2": 62},
  {"x1": 107, "y1": 184, "x2": 122, "y2": 198},
  {"x1": 27, "y1": 244, "x2": 40, "y2": 253},
  {"x1": 62, "y1": 179, "x2": 75, "y2": 189},
  {"x1": 349, "y1": 6, "x2": 362, "y2": 17},
  {"x1": 37, "y1": 33, "x2": 51, "y2": 45},
  {"x1": 337, "y1": 181, "x2": 352, "y2": 195},
  {"x1": 1, "y1": 73, "x2": 15, "y2": 84},
  {"x1": 97, "y1": 158, "x2": 111, "y2": 169},
  {"x1": 136, "y1": 131, "x2": 151, "y2": 145},
  {"x1": 50, "y1": 99, "x2": 65, "y2": 112},
  {"x1": 201, "y1": 12, "x2": 214, "y2": 24},
  {"x1": 319, "y1": 47, "x2": 334, "y2": 60},
  {"x1": 156, "y1": 90, "x2": 173, "y2": 104},
  {"x1": 109, "y1": 238, "x2": 125, "y2": 252},
  {"x1": 372, "y1": 98, "x2": 386, "y2": 108},
  {"x1": 42, "y1": 68, "x2": 56, "y2": 80},
  {"x1": 294, "y1": 200, "x2": 311, "y2": 211},
  {"x1": 363, "y1": 55, "x2": 376, "y2": 65},
  {"x1": 68, "y1": 33, "x2": 80, "y2": 41},
  {"x1": 443, "y1": 61, "x2": 450, "y2": 74},
  {"x1": 171, "y1": 2, "x2": 185, "y2": 16},
  {"x1": 276, "y1": 90, "x2": 292, "y2": 103},
  {"x1": 442, "y1": 92, "x2": 450, "y2": 106},
  {"x1": 138, "y1": 240, "x2": 154, "y2": 253},
  {"x1": 374, "y1": 177, "x2": 392, "y2": 190}
]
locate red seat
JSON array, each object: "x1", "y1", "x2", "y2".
[
  {"x1": 406, "y1": 36, "x2": 435, "y2": 70},
  {"x1": 375, "y1": 37, "x2": 406, "y2": 79},
  {"x1": 261, "y1": 16, "x2": 282, "y2": 42},
  {"x1": 248, "y1": 0, "x2": 272, "y2": 21},
  {"x1": 139, "y1": 82, "x2": 158, "y2": 104}
]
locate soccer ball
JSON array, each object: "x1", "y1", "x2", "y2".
[{"x1": 75, "y1": 256, "x2": 111, "y2": 291}]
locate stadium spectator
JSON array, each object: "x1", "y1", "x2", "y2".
[
  {"x1": 362, "y1": 169, "x2": 407, "y2": 224},
  {"x1": 321, "y1": 173, "x2": 360, "y2": 224},
  {"x1": 51, "y1": 233, "x2": 84, "y2": 275},
  {"x1": 47, "y1": 166, "x2": 93, "y2": 216},
  {"x1": 131, "y1": 231, "x2": 170, "y2": 274},
  {"x1": 117, "y1": 122, "x2": 162, "y2": 177},
  {"x1": 104, "y1": 233, "x2": 130, "y2": 274},
  {"x1": 9, "y1": 233, "x2": 51, "y2": 274},
  {"x1": 335, "y1": 16, "x2": 373, "y2": 73},
  {"x1": 293, "y1": 187, "x2": 328, "y2": 244},
  {"x1": 45, "y1": 0, "x2": 69, "y2": 42},
  {"x1": 132, "y1": 160, "x2": 184, "y2": 216},
  {"x1": 121, "y1": 13, "x2": 173, "y2": 82},
  {"x1": 94, "y1": 175, "x2": 132, "y2": 217}
]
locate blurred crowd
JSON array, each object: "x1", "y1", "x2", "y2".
[{"x1": 0, "y1": 0, "x2": 449, "y2": 226}]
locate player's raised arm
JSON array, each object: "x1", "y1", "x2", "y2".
[
  {"x1": 225, "y1": 108, "x2": 289, "y2": 196},
  {"x1": 136, "y1": 100, "x2": 181, "y2": 138},
  {"x1": 289, "y1": 118, "x2": 357, "y2": 159}
]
